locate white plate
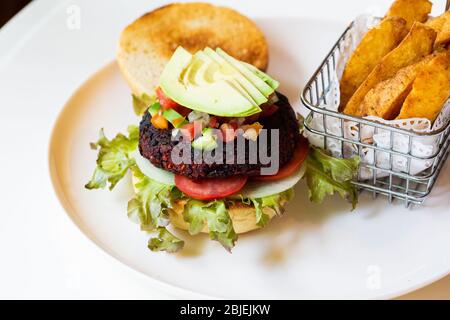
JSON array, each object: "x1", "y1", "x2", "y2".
[
  {"x1": 2, "y1": 0, "x2": 450, "y2": 299},
  {"x1": 49, "y1": 23, "x2": 450, "y2": 301}
]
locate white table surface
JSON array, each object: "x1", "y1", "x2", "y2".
[{"x1": 0, "y1": 0, "x2": 448, "y2": 299}]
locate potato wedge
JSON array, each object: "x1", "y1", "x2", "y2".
[
  {"x1": 339, "y1": 17, "x2": 407, "y2": 109},
  {"x1": 386, "y1": 0, "x2": 432, "y2": 30},
  {"x1": 426, "y1": 12, "x2": 450, "y2": 47},
  {"x1": 397, "y1": 51, "x2": 450, "y2": 122},
  {"x1": 358, "y1": 54, "x2": 434, "y2": 119},
  {"x1": 343, "y1": 22, "x2": 436, "y2": 116}
]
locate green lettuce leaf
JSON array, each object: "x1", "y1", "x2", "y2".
[
  {"x1": 128, "y1": 165, "x2": 174, "y2": 229},
  {"x1": 85, "y1": 125, "x2": 139, "y2": 190},
  {"x1": 305, "y1": 147, "x2": 360, "y2": 209},
  {"x1": 251, "y1": 188, "x2": 294, "y2": 227},
  {"x1": 148, "y1": 227, "x2": 184, "y2": 253},
  {"x1": 127, "y1": 166, "x2": 185, "y2": 252},
  {"x1": 132, "y1": 93, "x2": 155, "y2": 116},
  {"x1": 86, "y1": 126, "x2": 184, "y2": 253},
  {"x1": 184, "y1": 200, "x2": 237, "y2": 252}
]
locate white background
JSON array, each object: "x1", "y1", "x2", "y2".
[{"x1": 0, "y1": 0, "x2": 449, "y2": 299}]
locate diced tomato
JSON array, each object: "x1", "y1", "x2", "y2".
[
  {"x1": 209, "y1": 116, "x2": 219, "y2": 128},
  {"x1": 156, "y1": 87, "x2": 191, "y2": 117},
  {"x1": 175, "y1": 175, "x2": 248, "y2": 201},
  {"x1": 260, "y1": 104, "x2": 279, "y2": 118},
  {"x1": 219, "y1": 123, "x2": 237, "y2": 142},
  {"x1": 180, "y1": 123, "x2": 195, "y2": 141},
  {"x1": 156, "y1": 87, "x2": 179, "y2": 109},
  {"x1": 180, "y1": 120, "x2": 203, "y2": 141},
  {"x1": 251, "y1": 137, "x2": 309, "y2": 181},
  {"x1": 151, "y1": 113, "x2": 168, "y2": 129},
  {"x1": 174, "y1": 105, "x2": 191, "y2": 117}
]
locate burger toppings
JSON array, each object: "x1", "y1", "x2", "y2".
[
  {"x1": 159, "y1": 47, "x2": 278, "y2": 117},
  {"x1": 86, "y1": 46, "x2": 360, "y2": 254},
  {"x1": 252, "y1": 137, "x2": 309, "y2": 181}
]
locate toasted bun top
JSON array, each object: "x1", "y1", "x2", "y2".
[{"x1": 117, "y1": 2, "x2": 269, "y2": 97}]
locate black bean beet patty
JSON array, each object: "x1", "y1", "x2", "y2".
[{"x1": 138, "y1": 93, "x2": 301, "y2": 179}]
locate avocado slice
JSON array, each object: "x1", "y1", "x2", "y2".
[
  {"x1": 241, "y1": 61, "x2": 280, "y2": 90},
  {"x1": 216, "y1": 48, "x2": 275, "y2": 97},
  {"x1": 203, "y1": 47, "x2": 268, "y2": 105},
  {"x1": 194, "y1": 51, "x2": 260, "y2": 107},
  {"x1": 160, "y1": 47, "x2": 261, "y2": 117}
]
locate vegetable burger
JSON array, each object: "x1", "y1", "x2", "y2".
[{"x1": 86, "y1": 3, "x2": 359, "y2": 253}]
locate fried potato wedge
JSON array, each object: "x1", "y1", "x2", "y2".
[
  {"x1": 339, "y1": 17, "x2": 407, "y2": 109},
  {"x1": 426, "y1": 12, "x2": 450, "y2": 47},
  {"x1": 343, "y1": 22, "x2": 436, "y2": 116},
  {"x1": 358, "y1": 54, "x2": 434, "y2": 119},
  {"x1": 386, "y1": 0, "x2": 432, "y2": 30},
  {"x1": 397, "y1": 51, "x2": 450, "y2": 122}
]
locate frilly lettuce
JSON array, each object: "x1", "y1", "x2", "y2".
[
  {"x1": 251, "y1": 189, "x2": 294, "y2": 227},
  {"x1": 132, "y1": 93, "x2": 156, "y2": 116},
  {"x1": 85, "y1": 125, "x2": 138, "y2": 190},
  {"x1": 184, "y1": 200, "x2": 237, "y2": 251},
  {"x1": 305, "y1": 147, "x2": 360, "y2": 209},
  {"x1": 85, "y1": 126, "x2": 185, "y2": 253},
  {"x1": 85, "y1": 125, "x2": 360, "y2": 254}
]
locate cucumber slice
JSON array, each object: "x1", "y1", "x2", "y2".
[
  {"x1": 240, "y1": 164, "x2": 306, "y2": 198},
  {"x1": 131, "y1": 150, "x2": 175, "y2": 185}
]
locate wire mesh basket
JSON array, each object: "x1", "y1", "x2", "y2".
[{"x1": 301, "y1": 22, "x2": 450, "y2": 207}]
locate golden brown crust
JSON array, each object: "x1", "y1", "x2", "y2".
[
  {"x1": 117, "y1": 3, "x2": 269, "y2": 96},
  {"x1": 339, "y1": 17, "x2": 407, "y2": 110},
  {"x1": 386, "y1": 0, "x2": 432, "y2": 30},
  {"x1": 426, "y1": 12, "x2": 450, "y2": 47},
  {"x1": 396, "y1": 51, "x2": 450, "y2": 122},
  {"x1": 343, "y1": 22, "x2": 436, "y2": 116},
  {"x1": 358, "y1": 54, "x2": 434, "y2": 119}
]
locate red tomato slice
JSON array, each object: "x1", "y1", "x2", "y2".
[
  {"x1": 175, "y1": 175, "x2": 248, "y2": 201},
  {"x1": 252, "y1": 138, "x2": 309, "y2": 181}
]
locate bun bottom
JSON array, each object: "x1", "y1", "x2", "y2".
[
  {"x1": 132, "y1": 175, "x2": 282, "y2": 234},
  {"x1": 168, "y1": 199, "x2": 278, "y2": 234}
]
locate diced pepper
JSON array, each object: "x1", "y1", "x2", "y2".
[
  {"x1": 242, "y1": 122, "x2": 263, "y2": 141},
  {"x1": 209, "y1": 116, "x2": 219, "y2": 128},
  {"x1": 151, "y1": 113, "x2": 169, "y2": 129},
  {"x1": 163, "y1": 108, "x2": 188, "y2": 128},
  {"x1": 148, "y1": 102, "x2": 161, "y2": 117},
  {"x1": 180, "y1": 120, "x2": 203, "y2": 141}
]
